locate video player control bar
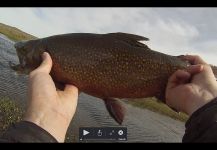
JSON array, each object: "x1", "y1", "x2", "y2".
[{"x1": 79, "y1": 127, "x2": 127, "y2": 141}]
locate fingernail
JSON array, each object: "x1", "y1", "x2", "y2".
[
  {"x1": 199, "y1": 65, "x2": 204, "y2": 71},
  {"x1": 194, "y1": 64, "x2": 203, "y2": 71}
]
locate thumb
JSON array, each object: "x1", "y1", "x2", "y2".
[
  {"x1": 63, "y1": 84, "x2": 78, "y2": 100},
  {"x1": 36, "y1": 52, "x2": 52, "y2": 73},
  {"x1": 167, "y1": 65, "x2": 203, "y2": 90},
  {"x1": 185, "y1": 64, "x2": 203, "y2": 75}
]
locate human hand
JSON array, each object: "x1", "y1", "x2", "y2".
[
  {"x1": 23, "y1": 52, "x2": 78, "y2": 142},
  {"x1": 166, "y1": 55, "x2": 217, "y2": 116}
]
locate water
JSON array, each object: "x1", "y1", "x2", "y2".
[
  {"x1": 0, "y1": 34, "x2": 185, "y2": 142},
  {"x1": 0, "y1": 34, "x2": 28, "y2": 104}
]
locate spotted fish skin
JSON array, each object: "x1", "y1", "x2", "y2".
[
  {"x1": 12, "y1": 32, "x2": 216, "y2": 124},
  {"x1": 39, "y1": 33, "x2": 187, "y2": 101}
]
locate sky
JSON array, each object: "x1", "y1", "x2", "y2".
[{"x1": 0, "y1": 7, "x2": 217, "y2": 65}]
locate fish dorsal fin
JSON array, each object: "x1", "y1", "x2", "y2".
[
  {"x1": 107, "y1": 32, "x2": 149, "y2": 41},
  {"x1": 106, "y1": 32, "x2": 150, "y2": 48}
]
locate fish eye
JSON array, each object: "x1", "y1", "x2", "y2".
[{"x1": 21, "y1": 45, "x2": 30, "y2": 53}]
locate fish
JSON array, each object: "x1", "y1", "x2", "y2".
[{"x1": 10, "y1": 32, "x2": 217, "y2": 125}]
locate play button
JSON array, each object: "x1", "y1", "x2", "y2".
[{"x1": 83, "y1": 130, "x2": 90, "y2": 136}]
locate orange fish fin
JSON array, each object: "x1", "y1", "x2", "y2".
[{"x1": 103, "y1": 98, "x2": 126, "y2": 125}]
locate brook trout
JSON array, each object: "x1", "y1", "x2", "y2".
[{"x1": 10, "y1": 32, "x2": 217, "y2": 124}]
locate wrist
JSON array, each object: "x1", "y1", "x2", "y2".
[
  {"x1": 23, "y1": 109, "x2": 70, "y2": 142},
  {"x1": 186, "y1": 95, "x2": 215, "y2": 116}
]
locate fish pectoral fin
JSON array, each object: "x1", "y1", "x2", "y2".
[
  {"x1": 103, "y1": 98, "x2": 126, "y2": 125},
  {"x1": 106, "y1": 32, "x2": 150, "y2": 48}
]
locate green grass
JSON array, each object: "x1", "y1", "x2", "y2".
[
  {"x1": 126, "y1": 97, "x2": 189, "y2": 122},
  {"x1": 0, "y1": 22, "x2": 37, "y2": 42},
  {"x1": 0, "y1": 97, "x2": 24, "y2": 133}
]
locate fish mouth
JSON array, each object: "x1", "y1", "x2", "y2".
[
  {"x1": 9, "y1": 61, "x2": 22, "y2": 70},
  {"x1": 9, "y1": 50, "x2": 26, "y2": 72},
  {"x1": 10, "y1": 42, "x2": 29, "y2": 74},
  {"x1": 14, "y1": 42, "x2": 28, "y2": 68},
  {"x1": 16, "y1": 50, "x2": 26, "y2": 68},
  {"x1": 9, "y1": 60, "x2": 30, "y2": 75},
  {"x1": 10, "y1": 51, "x2": 35, "y2": 74}
]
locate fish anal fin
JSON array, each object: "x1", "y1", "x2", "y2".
[{"x1": 103, "y1": 98, "x2": 126, "y2": 125}]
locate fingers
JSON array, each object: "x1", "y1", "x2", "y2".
[
  {"x1": 185, "y1": 64, "x2": 204, "y2": 75},
  {"x1": 167, "y1": 70, "x2": 191, "y2": 90},
  {"x1": 167, "y1": 65, "x2": 203, "y2": 90},
  {"x1": 36, "y1": 52, "x2": 53, "y2": 74},
  {"x1": 179, "y1": 55, "x2": 207, "y2": 65}
]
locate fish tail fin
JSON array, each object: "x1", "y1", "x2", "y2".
[
  {"x1": 103, "y1": 98, "x2": 126, "y2": 125},
  {"x1": 210, "y1": 65, "x2": 217, "y2": 80}
]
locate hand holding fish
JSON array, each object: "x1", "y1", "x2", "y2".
[
  {"x1": 166, "y1": 55, "x2": 217, "y2": 116},
  {"x1": 23, "y1": 52, "x2": 78, "y2": 142}
]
